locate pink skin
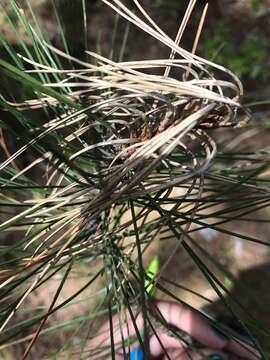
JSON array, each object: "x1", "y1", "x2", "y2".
[{"x1": 88, "y1": 300, "x2": 260, "y2": 360}]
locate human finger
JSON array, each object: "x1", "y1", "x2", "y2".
[
  {"x1": 225, "y1": 338, "x2": 259, "y2": 360},
  {"x1": 158, "y1": 348, "x2": 231, "y2": 360},
  {"x1": 156, "y1": 301, "x2": 259, "y2": 359},
  {"x1": 149, "y1": 331, "x2": 185, "y2": 357}
]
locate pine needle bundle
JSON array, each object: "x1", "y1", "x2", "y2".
[{"x1": 0, "y1": 0, "x2": 269, "y2": 358}]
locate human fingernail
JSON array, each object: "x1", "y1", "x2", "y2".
[
  {"x1": 130, "y1": 347, "x2": 144, "y2": 360},
  {"x1": 208, "y1": 353, "x2": 225, "y2": 360},
  {"x1": 211, "y1": 324, "x2": 230, "y2": 341}
]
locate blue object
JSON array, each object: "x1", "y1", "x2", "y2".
[
  {"x1": 208, "y1": 353, "x2": 224, "y2": 360},
  {"x1": 130, "y1": 348, "x2": 144, "y2": 360}
]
